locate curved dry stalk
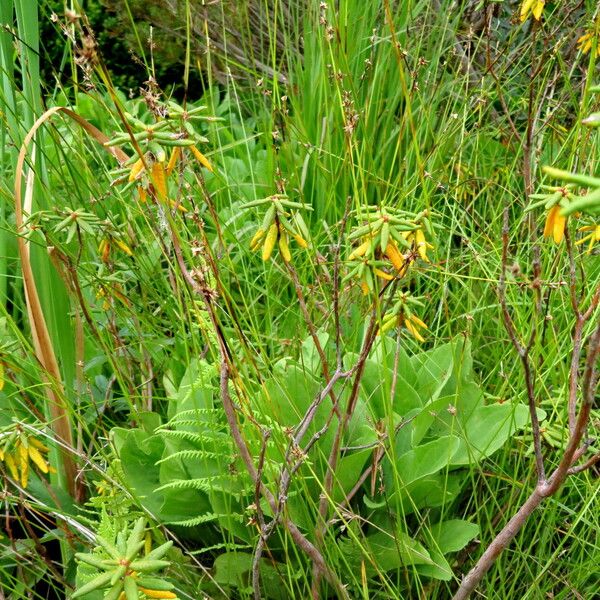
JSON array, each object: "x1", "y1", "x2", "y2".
[{"x1": 15, "y1": 107, "x2": 128, "y2": 498}]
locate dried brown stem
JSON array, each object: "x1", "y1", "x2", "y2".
[
  {"x1": 498, "y1": 208, "x2": 545, "y2": 481},
  {"x1": 454, "y1": 209, "x2": 600, "y2": 598}
]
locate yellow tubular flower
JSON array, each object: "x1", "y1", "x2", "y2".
[
  {"x1": 28, "y1": 445, "x2": 49, "y2": 473},
  {"x1": 577, "y1": 32, "x2": 600, "y2": 57},
  {"x1": 20, "y1": 457, "x2": 29, "y2": 488},
  {"x1": 4, "y1": 452, "x2": 19, "y2": 480},
  {"x1": 348, "y1": 239, "x2": 371, "y2": 261},
  {"x1": 520, "y1": 0, "x2": 544, "y2": 22},
  {"x1": 190, "y1": 146, "x2": 213, "y2": 172},
  {"x1": 543, "y1": 205, "x2": 567, "y2": 244},
  {"x1": 250, "y1": 228, "x2": 265, "y2": 251},
  {"x1": 278, "y1": 228, "x2": 292, "y2": 262},
  {"x1": 262, "y1": 224, "x2": 278, "y2": 261},
  {"x1": 166, "y1": 147, "x2": 181, "y2": 176},
  {"x1": 404, "y1": 316, "x2": 426, "y2": 343},
  {"x1": 373, "y1": 267, "x2": 394, "y2": 281},
  {"x1": 409, "y1": 314, "x2": 428, "y2": 330},
  {"x1": 384, "y1": 241, "x2": 405, "y2": 272},
  {"x1": 151, "y1": 163, "x2": 168, "y2": 201},
  {"x1": 114, "y1": 240, "x2": 134, "y2": 256},
  {"x1": 28, "y1": 437, "x2": 49, "y2": 452},
  {"x1": 293, "y1": 233, "x2": 308, "y2": 249},
  {"x1": 128, "y1": 158, "x2": 145, "y2": 182},
  {"x1": 576, "y1": 224, "x2": 600, "y2": 254},
  {"x1": 415, "y1": 229, "x2": 430, "y2": 262},
  {"x1": 139, "y1": 589, "x2": 177, "y2": 599}
]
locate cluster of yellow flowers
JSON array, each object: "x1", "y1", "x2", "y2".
[
  {"x1": 107, "y1": 102, "x2": 215, "y2": 219},
  {"x1": 0, "y1": 429, "x2": 54, "y2": 488},
  {"x1": 347, "y1": 208, "x2": 434, "y2": 342},
  {"x1": 577, "y1": 29, "x2": 600, "y2": 58},
  {"x1": 245, "y1": 195, "x2": 310, "y2": 263},
  {"x1": 520, "y1": 0, "x2": 544, "y2": 22},
  {"x1": 379, "y1": 293, "x2": 428, "y2": 342},
  {"x1": 530, "y1": 185, "x2": 600, "y2": 253},
  {"x1": 346, "y1": 208, "x2": 434, "y2": 296},
  {"x1": 98, "y1": 236, "x2": 133, "y2": 263},
  {"x1": 520, "y1": 1, "x2": 599, "y2": 60}
]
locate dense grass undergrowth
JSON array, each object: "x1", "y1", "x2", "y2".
[{"x1": 0, "y1": 1, "x2": 599, "y2": 599}]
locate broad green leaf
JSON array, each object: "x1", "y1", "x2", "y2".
[
  {"x1": 393, "y1": 435, "x2": 460, "y2": 486},
  {"x1": 414, "y1": 549, "x2": 453, "y2": 580},
  {"x1": 449, "y1": 403, "x2": 530, "y2": 465},
  {"x1": 357, "y1": 530, "x2": 433, "y2": 573},
  {"x1": 411, "y1": 343, "x2": 455, "y2": 402},
  {"x1": 429, "y1": 519, "x2": 479, "y2": 554},
  {"x1": 332, "y1": 448, "x2": 372, "y2": 503},
  {"x1": 300, "y1": 331, "x2": 331, "y2": 373},
  {"x1": 395, "y1": 473, "x2": 464, "y2": 514}
]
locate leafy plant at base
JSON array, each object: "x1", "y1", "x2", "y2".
[
  {"x1": 74, "y1": 517, "x2": 176, "y2": 599},
  {"x1": 108, "y1": 337, "x2": 531, "y2": 597}
]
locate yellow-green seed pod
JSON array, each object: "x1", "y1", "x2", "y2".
[{"x1": 262, "y1": 224, "x2": 278, "y2": 261}]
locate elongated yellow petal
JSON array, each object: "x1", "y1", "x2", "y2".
[
  {"x1": 348, "y1": 239, "x2": 371, "y2": 260},
  {"x1": 543, "y1": 206, "x2": 557, "y2": 238},
  {"x1": 278, "y1": 229, "x2": 292, "y2": 262},
  {"x1": 520, "y1": 0, "x2": 535, "y2": 22},
  {"x1": 138, "y1": 588, "x2": 177, "y2": 599},
  {"x1": 151, "y1": 163, "x2": 168, "y2": 201},
  {"x1": 553, "y1": 210, "x2": 566, "y2": 244},
  {"x1": 293, "y1": 233, "x2": 308, "y2": 249},
  {"x1": 128, "y1": 158, "x2": 145, "y2": 182},
  {"x1": 250, "y1": 228, "x2": 265, "y2": 251},
  {"x1": 0, "y1": 362, "x2": 4, "y2": 392},
  {"x1": 262, "y1": 224, "x2": 278, "y2": 261},
  {"x1": 28, "y1": 445, "x2": 49, "y2": 473},
  {"x1": 532, "y1": 0, "x2": 544, "y2": 20},
  {"x1": 20, "y1": 455, "x2": 29, "y2": 488},
  {"x1": 409, "y1": 314, "x2": 428, "y2": 330},
  {"x1": 385, "y1": 241, "x2": 405, "y2": 272},
  {"x1": 138, "y1": 186, "x2": 148, "y2": 203},
  {"x1": 373, "y1": 267, "x2": 394, "y2": 281},
  {"x1": 415, "y1": 229, "x2": 429, "y2": 262},
  {"x1": 115, "y1": 240, "x2": 133, "y2": 256},
  {"x1": 28, "y1": 437, "x2": 49, "y2": 452},
  {"x1": 5, "y1": 453, "x2": 19, "y2": 480},
  {"x1": 166, "y1": 147, "x2": 181, "y2": 176},
  {"x1": 405, "y1": 319, "x2": 425, "y2": 342},
  {"x1": 169, "y1": 199, "x2": 189, "y2": 213},
  {"x1": 190, "y1": 146, "x2": 213, "y2": 172}
]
